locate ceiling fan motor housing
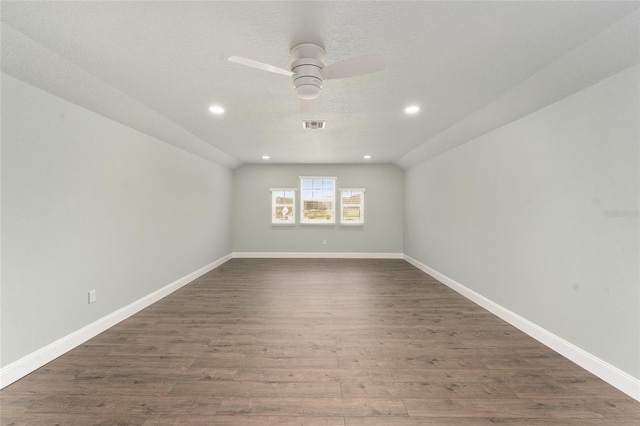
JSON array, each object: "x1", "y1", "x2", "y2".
[{"x1": 290, "y1": 43, "x2": 326, "y2": 100}]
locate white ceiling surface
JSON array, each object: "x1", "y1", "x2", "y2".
[{"x1": 1, "y1": 2, "x2": 638, "y2": 169}]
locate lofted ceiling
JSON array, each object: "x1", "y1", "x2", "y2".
[{"x1": 1, "y1": 1, "x2": 638, "y2": 169}]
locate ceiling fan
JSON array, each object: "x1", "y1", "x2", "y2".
[{"x1": 228, "y1": 43, "x2": 385, "y2": 111}]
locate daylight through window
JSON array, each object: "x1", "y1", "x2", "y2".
[
  {"x1": 300, "y1": 177, "x2": 336, "y2": 224},
  {"x1": 271, "y1": 188, "x2": 295, "y2": 224},
  {"x1": 340, "y1": 188, "x2": 365, "y2": 224}
]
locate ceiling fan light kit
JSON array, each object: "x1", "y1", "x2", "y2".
[
  {"x1": 228, "y1": 42, "x2": 385, "y2": 110},
  {"x1": 292, "y1": 75, "x2": 322, "y2": 100}
]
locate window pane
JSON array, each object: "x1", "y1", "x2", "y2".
[
  {"x1": 276, "y1": 196, "x2": 293, "y2": 204},
  {"x1": 275, "y1": 205, "x2": 293, "y2": 221},
  {"x1": 343, "y1": 206, "x2": 361, "y2": 221},
  {"x1": 303, "y1": 200, "x2": 333, "y2": 221},
  {"x1": 339, "y1": 188, "x2": 364, "y2": 224},
  {"x1": 300, "y1": 178, "x2": 336, "y2": 223},
  {"x1": 342, "y1": 193, "x2": 361, "y2": 204},
  {"x1": 272, "y1": 188, "x2": 296, "y2": 224}
]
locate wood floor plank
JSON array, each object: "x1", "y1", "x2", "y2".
[
  {"x1": 337, "y1": 355, "x2": 489, "y2": 369},
  {"x1": 23, "y1": 395, "x2": 223, "y2": 416},
  {"x1": 233, "y1": 367, "x2": 395, "y2": 383},
  {"x1": 215, "y1": 397, "x2": 408, "y2": 416},
  {"x1": 402, "y1": 397, "x2": 606, "y2": 419},
  {"x1": 169, "y1": 380, "x2": 342, "y2": 398},
  {"x1": 143, "y1": 415, "x2": 346, "y2": 426},
  {"x1": 2, "y1": 258, "x2": 638, "y2": 424},
  {"x1": 345, "y1": 417, "x2": 498, "y2": 425},
  {"x1": 340, "y1": 380, "x2": 518, "y2": 399},
  {"x1": 190, "y1": 355, "x2": 339, "y2": 369},
  {"x1": 0, "y1": 412, "x2": 150, "y2": 425},
  {"x1": 345, "y1": 418, "x2": 619, "y2": 426}
]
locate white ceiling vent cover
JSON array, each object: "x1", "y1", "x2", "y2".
[{"x1": 302, "y1": 120, "x2": 326, "y2": 130}]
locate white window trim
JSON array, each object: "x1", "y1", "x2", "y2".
[
  {"x1": 339, "y1": 188, "x2": 366, "y2": 225},
  {"x1": 270, "y1": 188, "x2": 296, "y2": 225},
  {"x1": 299, "y1": 176, "x2": 338, "y2": 180},
  {"x1": 299, "y1": 177, "x2": 336, "y2": 225}
]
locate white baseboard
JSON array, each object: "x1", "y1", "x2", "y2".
[
  {"x1": 232, "y1": 252, "x2": 403, "y2": 259},
  {"x1": 0, "y1": 254, "x2": 232, "y2": 389},
  {"x1": 403, "y1": 254, "x2": 640, "y2": 402}
]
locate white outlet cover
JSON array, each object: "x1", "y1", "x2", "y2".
[{"x1": 88, "y1": 290, "x2": 96, "y2": 304}]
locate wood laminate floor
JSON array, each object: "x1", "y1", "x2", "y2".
[{"x1": 1, "y1": 259, "x2": 639, "y2": 425}]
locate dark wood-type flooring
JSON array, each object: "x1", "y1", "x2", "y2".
[{"x1": 2, "y1": 258, "x2": 639, "y2": 425}]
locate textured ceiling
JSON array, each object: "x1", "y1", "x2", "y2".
[{"x1": 1, "y1": 1, "x2": 639, "y2": 168}]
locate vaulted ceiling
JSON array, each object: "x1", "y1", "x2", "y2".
[{"x1": 2, "y1": 1, "x2": 638, "y2": 169}]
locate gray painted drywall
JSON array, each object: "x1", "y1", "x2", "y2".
[
  {"x1": 404, "y1": 65, "x2": 640, "y2": 378},
  {"x1": 232, "y1": 164, "x2": 403, "y2": 254},
  {"x1": 1, "y1": 74, "x2": 233, "y2": 367}
]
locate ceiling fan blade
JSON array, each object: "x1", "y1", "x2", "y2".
[
  {"x1": 228, "y1": 56, "x2": 294, "y2": 77},
  {"x1": 320, "y1": 53, "x2": 385, "y2": 80},
  {"x1": 299, "y1": 98, "x2": 315, "y2": 113}
]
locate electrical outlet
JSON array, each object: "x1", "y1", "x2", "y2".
[
  {"x1": 323, "y1": 239, "x2": 327, "y2": 245},
  {"x1": 88, "y1": 290, "x2": 96, "y2": 304}
]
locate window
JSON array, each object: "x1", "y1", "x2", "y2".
[
  {"x1": 271, "y1": 188, "x2": 296, "y2": 224},
  {"x1": 340, "y1": 188, "x2": 365, "y2": 225},
  {"x1": 300, "y1": 177, "x2": 336, "y2": 224}
]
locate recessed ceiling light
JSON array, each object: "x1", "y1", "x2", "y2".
[
  {"x1": 262, "y1": 155, "x2": 270, "y2": 160},
  {"x1": 363, "y1": 155, "x2": 372, "y2": 159},
  {"x1": 209, "y1": 105, "x2": 225, "y2": 115},
  {"x1": 405, "y1": 105, "x2": 420, "y2": 114}
]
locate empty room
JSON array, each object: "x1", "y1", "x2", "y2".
[{"x1": 1, "y1": 1, "x2": 639, "y2": 424}]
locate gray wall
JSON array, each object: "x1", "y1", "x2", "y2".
[
  {"x1": 1, "y1": 74, "x2": 233, "y2": 367},
  {"x1": 233, "y1": 164, "x2": 403, "y2": 254},
  {"x1": 404, "y1": 65, "x2": 639, "y2": 378}
]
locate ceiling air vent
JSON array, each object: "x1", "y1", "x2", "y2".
[{"x1": 302, "y1": 120, "x2": 326, "y2": 130}]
